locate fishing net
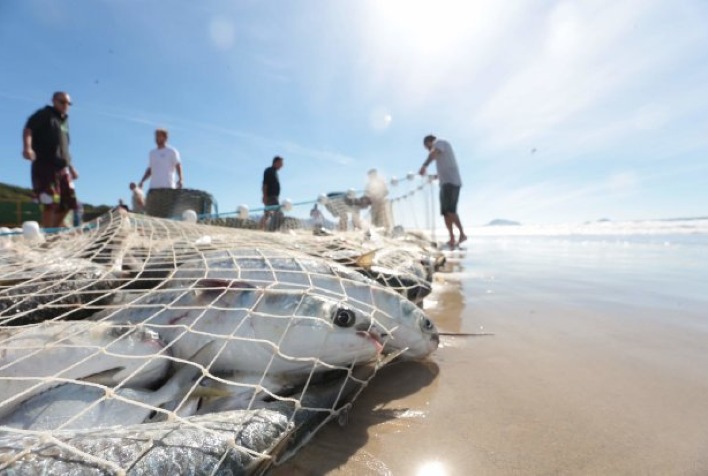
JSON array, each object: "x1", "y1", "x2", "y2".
[{"x1": 0, "y1": 203, "x2": 443, "y2": 474}]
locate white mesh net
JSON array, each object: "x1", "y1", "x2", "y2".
[{"x1": 0, "y1": 182, "x2": 445, "y2": 475}]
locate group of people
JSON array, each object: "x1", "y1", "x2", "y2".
[
  {"x1": 22, "y1": 92, "x2": 184, "y2": 227},
  {"x1": 22, "y1": 92, "x2": 466, "y2": 248}
]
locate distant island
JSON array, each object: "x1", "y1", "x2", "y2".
[{"x1": 486, "y1": 219, "x2": 521, "y2": 226}]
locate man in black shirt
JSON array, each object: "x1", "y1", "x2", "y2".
[
  {"x1": 22, "y1": 91, "x2": 78, "y2": 228},
  {"x1": 261, "y1": 156, "x2": 284, "y2": 231}
]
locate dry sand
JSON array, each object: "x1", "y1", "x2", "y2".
[{"x1": 274, "y1": 237, "x2": 708, "y2": 475}]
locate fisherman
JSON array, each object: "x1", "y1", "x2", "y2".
[
  {"x1": 139, "y1": 127, "x2": 183, "y2": 189},
  {"x1": 22, "y1": 91, "x2": 80, "y2": 228},
  {"x1": 364, "y1": 168, "x2": 391, "y2": 231},
  {"x1": 260, "y1": 156, "x2": 284, "y2": 231},
  {"x1": 324, "y1": 192, "x2": 364, "y2": 231},
  {"x1": 310, "y1": 203, "x2": 324, "y2": 228},
  {"x1": 419, "y1": 134, "x2": 467, "y2": 248}
]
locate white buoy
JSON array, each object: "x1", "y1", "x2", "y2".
[
  {"x1": 282, "y1": 198, "x2": 293, "y2": 212},
  {"x1": 22, "y1": 221, "x2": 42, "y2": 241},
  {"x1": 346, "y1": 189, "x2": 357, "y2": 199},
  {"x1": 238, "y1": 205, "x2": 249, "y2": 220},
  {"x1": 406, "y1": 172, "x2": 416, "y2": 181},
  {"x1": 182, "y1": 210, "x2": 198, "y2": 223},
  {"x1": 391, "y1": 177, "x2": 399, "y2": 186},
  {"x1": 195, "y1": 235, "x2": 212, "y2": 246},
  {"x1": 317, "y1": 194, "x2": 328, "y2": 205}
]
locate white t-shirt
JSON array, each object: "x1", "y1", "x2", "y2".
[
  {"x1": 148, "y1": 146, "x2": 181, "y2": 189},
  {"x1": 433, "y1": 140, "x2": 462, "y2": 186}
]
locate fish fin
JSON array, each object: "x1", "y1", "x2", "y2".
[
  {"x1": 190, "y1": 386, "x2": 232, "y2": 399},
  {"x1": 355, "y1": 250, "x2": 379, "y2": 269},
  {"x1": 79, "y1": 367, "x2": 123, "y2": 385}
]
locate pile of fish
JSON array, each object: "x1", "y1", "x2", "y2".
[{"x1": 0, "y1": 210, "x2": 444, "y2": 474}]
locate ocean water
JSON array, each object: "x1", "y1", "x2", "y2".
[
  {"x1": 455, "y1": 218, "x2": 708, "y2": 338},
  {"x1": 468, "y1": 217, "x2": 708, "y2": 242}
]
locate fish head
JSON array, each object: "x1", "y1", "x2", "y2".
[
  {"x1": 161, "y1": 278, "x2": 385, "y2": 374},
  {"x1": 248, "y1": 288, "x2": 384, "y2": 369},
  {"x1": 369, "y1": 287, "x2": 439, "y2": 360}
]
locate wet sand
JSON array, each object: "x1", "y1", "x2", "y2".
[{"x1": 274, "y1": 236, "x2": 708, "y2": 475}]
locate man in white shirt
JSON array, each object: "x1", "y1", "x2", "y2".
[
  {"x1": 419, "y1": 134, "x2": 467, "y2": 248},
  {"x1": 365, "y1": 168, "x2": 391, "y2": 230},
  {"x1": 139, "y1": 128, "x2": 183, "y2": 190}
]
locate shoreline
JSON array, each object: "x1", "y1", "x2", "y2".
[{"x1": 274, "y1": 235, "x2": 708, "y2": 475}]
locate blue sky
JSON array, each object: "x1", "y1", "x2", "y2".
[{"x1": 1, "y1": 0, "x2": 707, "y2": 225}]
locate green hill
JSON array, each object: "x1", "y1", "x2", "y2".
[{"x1": 0, "y1": 182, "x2": 35, "y2": 202}]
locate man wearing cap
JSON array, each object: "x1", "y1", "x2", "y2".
[
  {"x1": 419, "y1": 134, "x2": 467, "y2": 248},
  {"x1": 22, "y1": 91, "x2": 79, "y2": 228}
]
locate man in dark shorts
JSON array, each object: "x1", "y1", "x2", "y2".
[
  {"x1": 261, "y1": 156, "x2": 284, "y2": 231},
  {"x1": 419, "y1": 134, "x2": 467, "y2": 248},
  {"x1": 22, "y1": 91, "x2": 78, "y2": 228}
]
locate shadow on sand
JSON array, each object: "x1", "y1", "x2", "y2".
[{"x1": 271, "y1": 359, "x2": 440, "y2": 475}]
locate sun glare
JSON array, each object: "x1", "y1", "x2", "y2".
[
  {"x1": 416, "y1": 460, "x2": 448, "y2": 476},
  {"x1": 372, "y1": 0, "x2": 480, "y2": 55}
]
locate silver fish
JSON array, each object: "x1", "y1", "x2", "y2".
[
  {"x1": 0, "y1": 321, "x2": 169, "y2": 419},
  {"x1": 172, "y1": 248, "x2": 439, "y2": 360},
  {"x1": 0, "y1": 363, "x2": 376, "y2": 475},
  {"x1": 0, "y1": 407, "x2": 290, "y2": 475},
  {"x1": 268, "y1": 233, "x2": 436, "y2": 304},
  {"x1": 0, "y1": 251, "x2": 121, "y2": 326},
  {"x1": 0, "y1": 342, "x2": 217, "y2": 431},
  {"x1": 94, "y1": 281, "x2": 383, "y2": 376},
  {"x1": 93, "y1": 248, "x2": 437, "y2": 370}
]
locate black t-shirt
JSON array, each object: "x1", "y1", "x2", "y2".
[
  {"x1": 263, "y1": 166, "x2": 280, "y2": 197},
  {"x1": 25, "y1": 106, "x2": 71, "y2": 168}
]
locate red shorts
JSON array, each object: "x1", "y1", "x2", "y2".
[{"x1": 32, "y1": 162, "x2": 77, "y2": 212}]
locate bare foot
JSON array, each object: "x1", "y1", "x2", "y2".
[
  {"x1": 447, "y1": 239, "x2": 456, "y2": 249},
  {"x1": 458, "y1": 234, "x2": 468, "y2": 245}
]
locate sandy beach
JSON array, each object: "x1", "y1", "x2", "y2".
[{"x1": 274, "y1": 233, "x2": 708, "y2": 475}]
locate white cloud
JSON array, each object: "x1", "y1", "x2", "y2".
[
  {"x1": 473, "y1": 0, "x2": 708, "y2": 157},
  {"x1": 209, "y1": 17, "x2": 236, "y2": 50},
  {"x1": 606, "y1": 172, "x2": 639, "y2": 194},
  {"x1": 79, "y1": 104, "x2": 357, "y2": 167}
]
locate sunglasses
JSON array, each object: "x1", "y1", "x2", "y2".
[{"x1": 57, "y1": 99, "x2": 72, "y2": 106}]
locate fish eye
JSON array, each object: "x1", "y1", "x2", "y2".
[
  {"x1": 333, "y1": 308, "x2": 356, "y2": 328},
  {"x1": 420, "y1": 317, "x2": 435, "y2": 332}
]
